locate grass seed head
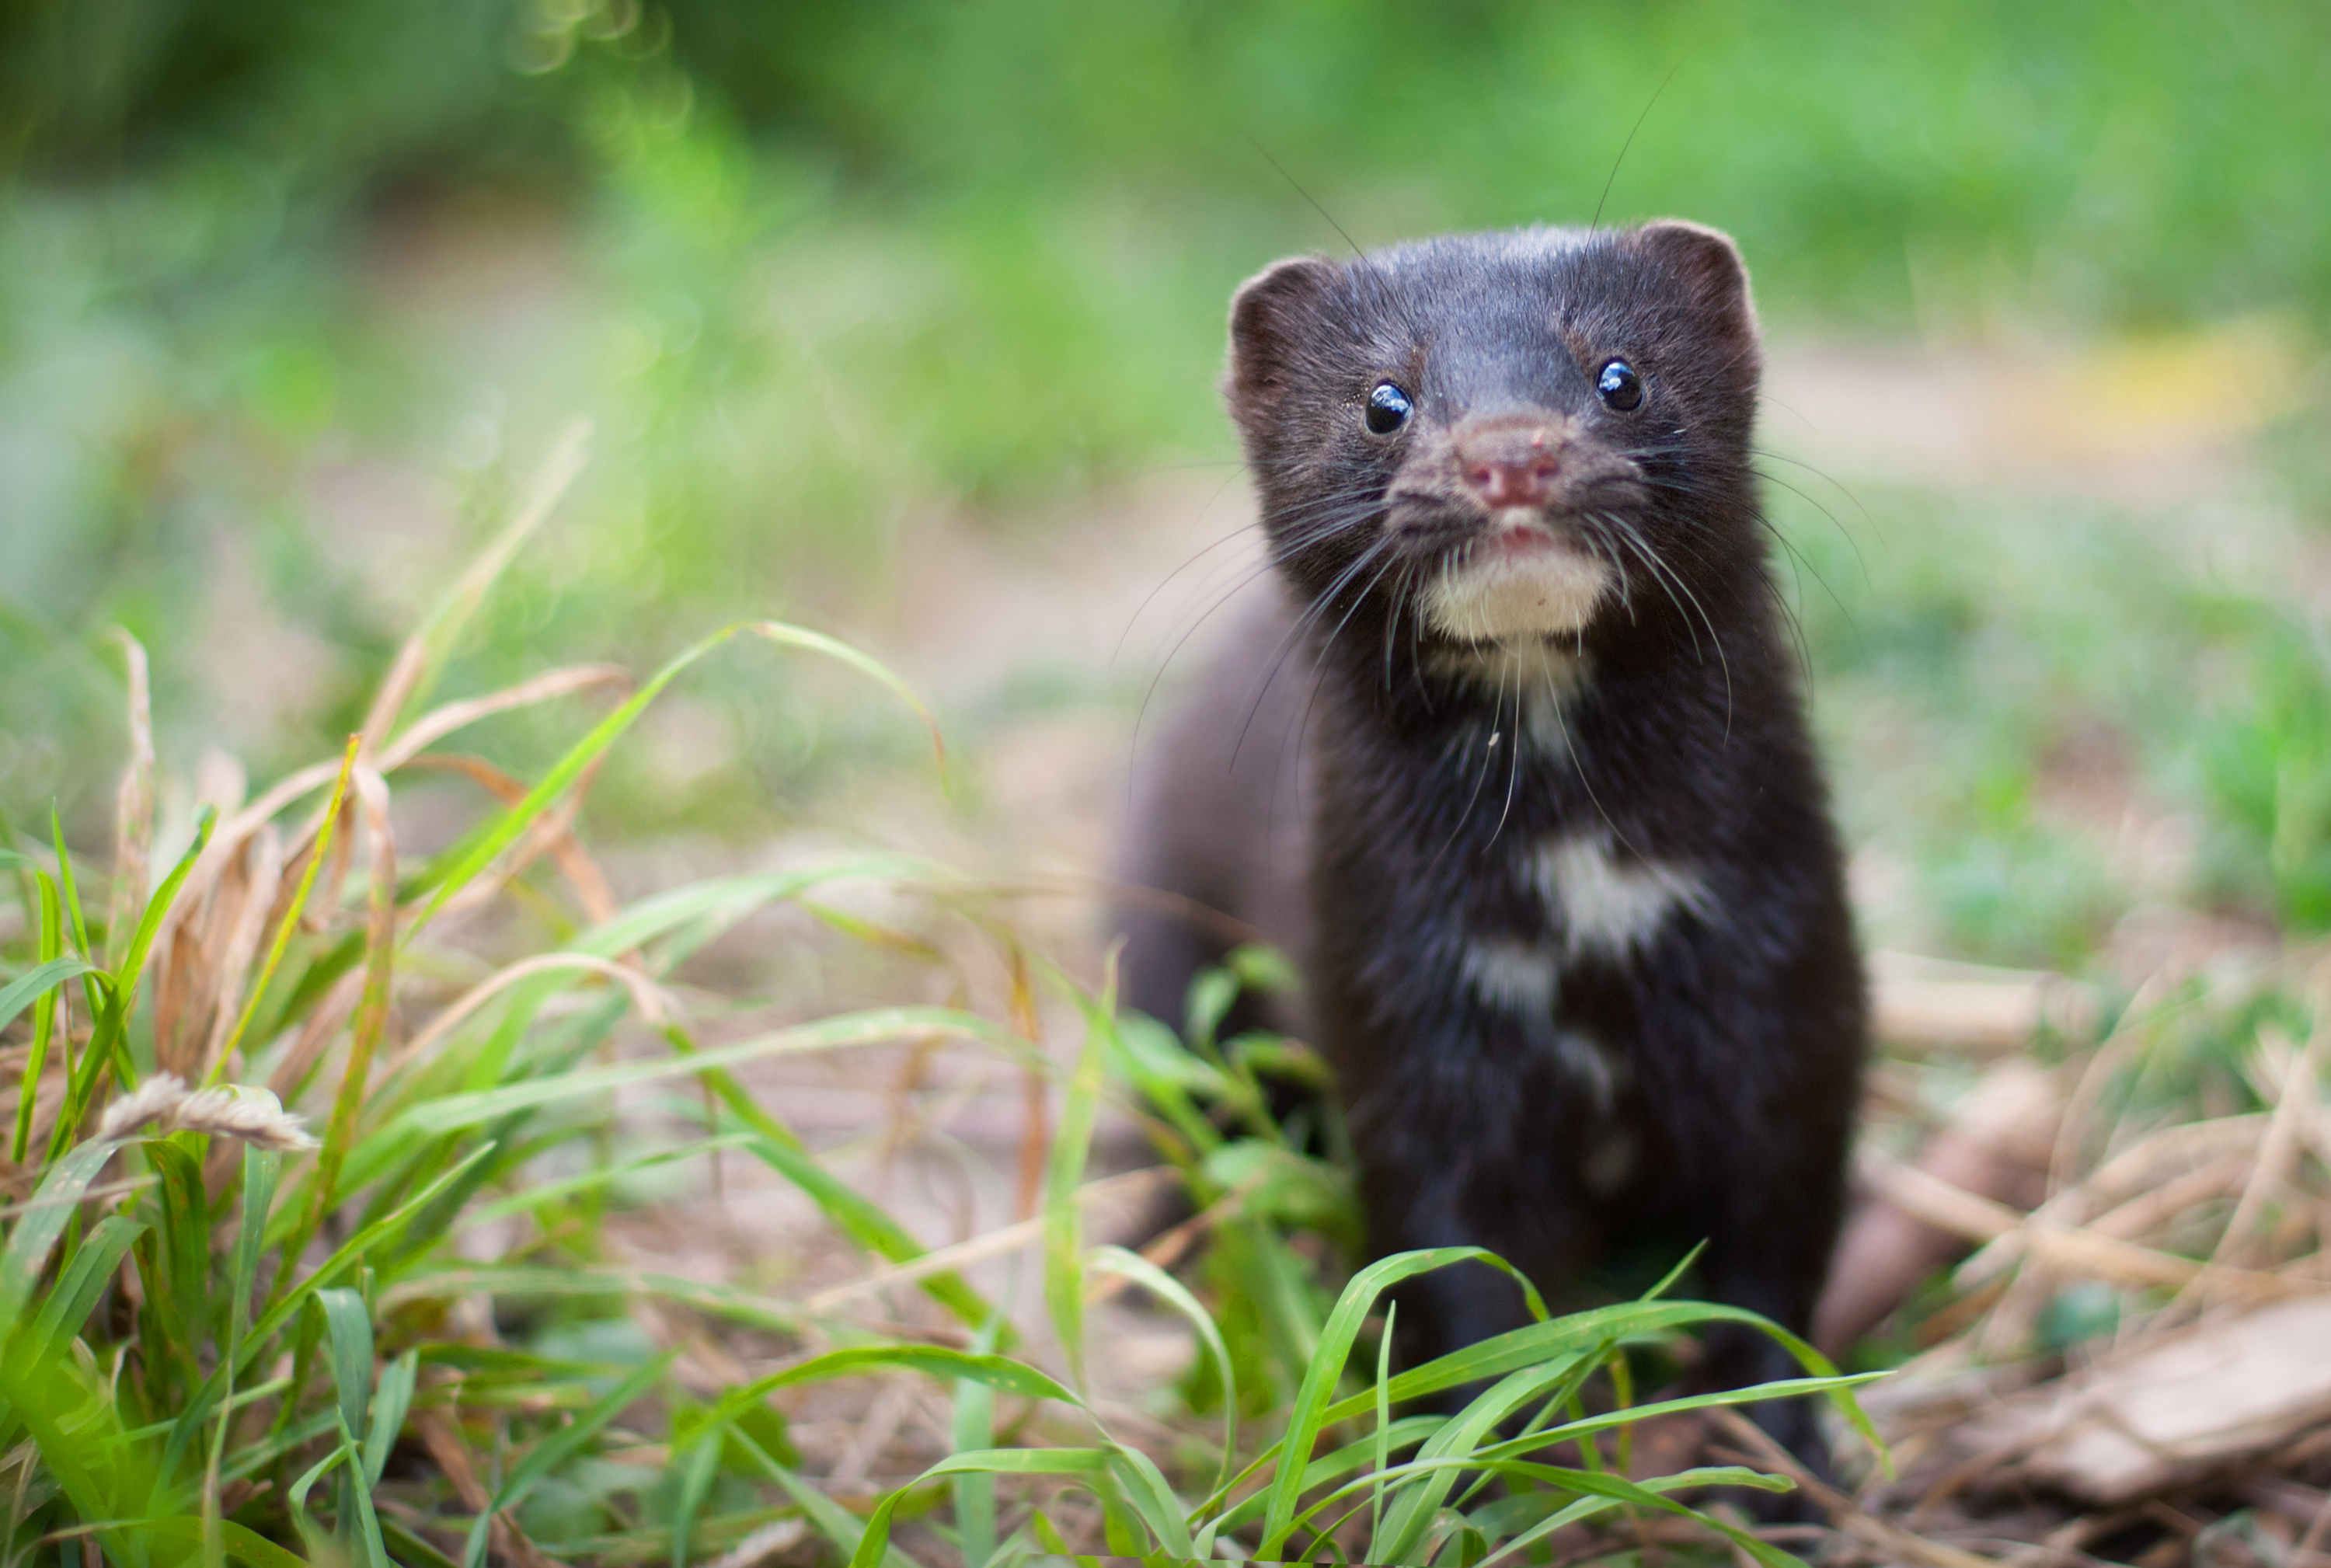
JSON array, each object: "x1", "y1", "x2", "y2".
[{"x1": 96, "y1": 1072, "x2": 319, "y2": 1151}]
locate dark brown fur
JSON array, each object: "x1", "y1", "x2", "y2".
[{"x1": 1115, "y1": 222, "x2": 1866, "y2": 1476}]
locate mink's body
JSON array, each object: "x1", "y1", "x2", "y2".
[{"x1": 1115, "y1": 222, "x2": 1865, "y2": 1471}]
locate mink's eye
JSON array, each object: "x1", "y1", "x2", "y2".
[
  {"x1": 1364, "y1": 382, "x2": 1413, "y2": 434},
  {"x1": 1596, "y1": 359, "x2": 1643, "y2": 411}
]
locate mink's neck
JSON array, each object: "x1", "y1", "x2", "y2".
[{"x1": 1292, "y1": 564, "x2": 1766, "y2": 755}]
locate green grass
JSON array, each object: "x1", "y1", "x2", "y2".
[{"x1": 0, "y1": 500, "x2": 1877, "y2": 1566}]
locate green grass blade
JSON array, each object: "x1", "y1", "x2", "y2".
[
  {"x1": 711, "y1": 1345, "x2": 1079, "y2": 1427},
  {"x1": 1204, "y1": 1416, "x2": 1444, "y2": 1536},
  {"x1": 9, "y1": 864, "x2": 67, "y2": 1162},
  {"x1": 1099, "y1": 1444, "x2": 1194, "y2": 1559},
  {"x1": 1374, "y1": 1299, "x2": 1396, "y2": 1549},
  {"x1": 1086, "y1": 1245, "x2": 1236, "y2": 1491},
  {"x1": 1480, "y1": 1371, "x2": 1887, "y2": 1462},
  {"x1": 726, "y1": 1427, "x2": 922, "y2": 1568},
  {"x1": 413, "y1": 619, "x2": 943, "y2": 936},
  {"x1": 207, "y1": 1145, "x2": 278, "y2": 1568},
  {"x1": 285, "y1": 1436, "x2": 357, "y2": 1559},
  {"x1": 48, "y1": 804, "x2": 92, "y2": 973},
  {"x1": 19, "y1": 1214, "x2": 146, "y2": 1364},
  {"x1": 411, "y1": 625, "x2": 736, "y2": 935},
  {"x1": 365, "y1": 1350, "x2": 418, "y2": 1486},
  {"x1": 146, "y1": 1138, "x2": 214, "y2": 1354},
  {"x1": 950, "y1": 1312, "x2": 1004, "y2": 1568},
  {"x1": 1260, "y1": 1246, "x2": 1549, "y2": 1548},
  {"x1": 746, "y1": 621, "x2": 947, "y2": 790},
  {"x1": 461, "y1": 1350, "x2": 677, "y2": 1568},
  {"x1": 47, "y1": 807, "x2": 112, "y2": 1074},
  {"x1": 1311, "y1": 1297, "x2": 1862, "y2": 1431},
  {"x1": 159, "y1": 1138, "x2": 501, "y2": 1482},
  {"x1": 383, "y1": 1520, "x2": 466, "y2": 1568},
  {"x1": 114, "y1": 804, "x2": 216, "y2": 999},
  {"x1": 380, "y1": 1263, "x2": 800, "y2": 1333},
  {"x1": 848, "y1": 1451, "x2": 1113, "y2": 1568},
  {"x1": 565, "y1": 858, "x2": 945, "y2": 961},
  {"x1": 742, "y1": 1128, "x2": 998, "y2": 1334},
  {"x1": 232, "y1": 1145, "x2": 282, "y2": 1341},
  {"x1": 135, "y1": 1516, "x2": 312, "y2": 1568},
  {"x1": 319, "y1": 1286, "x2": 376, "y2": 1555},
  {"x1": 5, "y1": 955, "x2": 95, "y2": 1162},
  {"x1": 319, "y1": 1288, "x2": 375, "y2": 1448},
  {"x1": 0, "y1": 1325, "x2": 162, "y2": 1557},
  {"x1": 1044, "y1": 965, "x2": 1117, "y2": 1389},
  {"x1": 251, "y1": 1139, "x2": 498, "y2": 1346},
  {"x1": 0, "y1": 1138, "x2": 120, "y2": 1340},
  {"x1": 670, "y1": 1423, "x2": 722, "y2": 1568},
  {"x1": 1363, "y1": 1362, "x2": 1582, "y2": 1564},
  {"x1": 1280, "y1": 1455, "x2": 1800, "y2": 1568},
  {"x1": 46, "y1": 984, "x2": 126, "y2": 1163},
  {"x1": 457, "y1": 1132, "x2": 758, "y2": 1228},
  {"x1": 343, "y1": 1410, "x2": 395, "y2": 1568}
]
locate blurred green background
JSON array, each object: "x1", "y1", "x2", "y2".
[{"x1": 5, "y1": 0, "x2": 2330, "y2": 970}]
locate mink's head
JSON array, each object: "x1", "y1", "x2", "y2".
[{"x1": 1225, "y1": 221, "x2": 1764, "y2": 664}]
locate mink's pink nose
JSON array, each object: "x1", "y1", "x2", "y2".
[
  {"x1": 1456, "y1": 425, "x2": 1563, "y2": 508},
  {"x1": 1462, "y1": 453, "x2": 1559, "y2": 508}
]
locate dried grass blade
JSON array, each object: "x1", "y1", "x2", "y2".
[
  {"x1": 1711, "y1": 1409, "x2": 1988, "y2": 1568},
  {"x1": 378, "y1": 951, "x2": 671, "y2": 1084},
  {"x1": 195, "y1": 827, "x2": 283, "y2": 1085},
  {"x1": 408, "y1": 625, "x2": 738, "y2": 936},
  {"x1": 2213, "y1": 1023, "x2": 2323, "y2": 1270},
  {"x1": 361, "y1": 416, "x2": 591, "y2": 752},
  {"x1": 157, "y1": 762, "x2": 342, "y2": 954},
  {"x1": 1883, "y1": 1155, "x2": 2293, "y2": 1296},
  {"x1": 377, "y1": 663, "x2": 632, "y2": 772},
  {"x1": 266, "y1": 967, "x2": 364, "y2": 1105},
  {"x1": 403, "y1": 753, "x2": 611, "y2": 929},
  {"x1": 290, "y1": 765, "x2": 398, "y2": 1253},
  {"x1": 104, "y1": 629, "x2": 155, "y2": 970},
  {"x1": 800, "y1": 1169, "x2": 1171, "y2": 1314},
  {"x1": 204, "y1": 738, "x2": 358, "y2": 1089},
  {"x1": 394, "y1": 1002, "x2": 1009, "y2": 1128}
]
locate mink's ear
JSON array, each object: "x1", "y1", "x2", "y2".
[
  {"x1": 1633, "y1": 220, "x2": 1759, "y2": 348},
  {"x1": 1226, "y1": 255, "x2": 1339, "y2": 421}
]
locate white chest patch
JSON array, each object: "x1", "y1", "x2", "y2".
[
  {"x1": 1459, "y1": 937, "x2": 1559, "y2": 1012},
  {"x1": 1550, "y1": 1030, "x2": 1624, "y2": 1114},
  {"x1": 1423, "y1": 538, "x2": 1612, "y2": 643},
  {"x1": 1535, "y1": 832, "x2": 1714, "y2": 959}
]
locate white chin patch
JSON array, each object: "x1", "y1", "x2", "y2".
[{"x1": 1423, "y1": 538, "x2": 1611, "y2": 642}]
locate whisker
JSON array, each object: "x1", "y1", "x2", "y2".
[
  {"x1": 1612, "y1": 511, "x2": 1733, "y2": 740},
  {"x1": 1543, "y1": 674, "x2": 1639, "y2": 859},
  {"x1": 1231, "y1": 532, "x2": 1399, "y2": 770}
]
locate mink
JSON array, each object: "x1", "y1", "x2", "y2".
[{"x1": 1114, "y1": 221, "x2": 1867, "y2": 1479}]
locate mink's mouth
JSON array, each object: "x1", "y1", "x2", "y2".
[
  {"x1": 1413, "y1": 511, "x2": 1614, "y2": 643},
  {"x1": 1476, "y1": 514, "x2": 1569, "y2": 556}
]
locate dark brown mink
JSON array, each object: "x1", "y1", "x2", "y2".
[{"x1": 1113, "y1": 221, "x2": 1866, "y2": 1478}]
